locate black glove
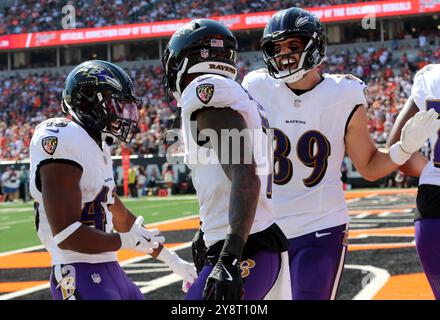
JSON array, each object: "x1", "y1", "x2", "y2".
[
  {"x1": 191, "y1": 227, "x2": 207, "y2": 274},
  {"x1": 203, "y1": 254, "x2": 243, "y2": 300}
]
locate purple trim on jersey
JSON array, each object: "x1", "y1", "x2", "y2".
[
  {"x1": 287, "y1": 224, "x2": 348, "y2": 300},
  {"x1": 415, "y1": 219, "x2": 440, "y2": 300},
  {"x1": 50, "y1": 261, "x2": 143, "y2": 300},
  {"x1": 185, "y1": 250, "x2": 281, "y2": 300}
]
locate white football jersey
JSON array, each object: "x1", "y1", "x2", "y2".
[
  {"x1": 242, "y1": 69, "x2": 367, "y2": 238},
  {"x1": 411, "y1": 64, "x2": 440, "y2": 186},
  {"x1": 180, "y1": 74, "x2": 274, "y2": 247},
  {"x1": 30, "y1": 118, "x2": 117, "y2": 265}
]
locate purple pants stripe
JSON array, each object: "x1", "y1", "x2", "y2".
[
  {"x1": 288, "y1": 224, "x2": 348, "y2": 300},
  {"x1": 50, "y1": 261, "x2": 144, "y2": 300},
  {"x1": 185, "y1": 249, "x2": 281, "y2": 300},
  {"x1": 415, "y1": 219, "x2": 440, "y2": 300}
]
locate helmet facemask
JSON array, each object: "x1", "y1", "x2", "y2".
[
  {"x1": 263, "y1": 32, "x2": 325, "y2": 84},
  {"x1": 98, "y1": 92, "x2": 140, "y2": 144}
]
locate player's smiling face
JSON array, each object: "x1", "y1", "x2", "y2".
[{"x1": 273, "y1": 37, "x2": 305, "y2": 72}]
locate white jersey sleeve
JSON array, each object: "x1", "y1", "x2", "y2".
[
  {"x1": 30, "y1": 118, "x2": 118, "y2": 265},
  {"x1": 30, "y1": 118, "x2": 84, "y2": 176},
  {"x1": 180, "y1": 74, "x2": 251, "y2": 118},
  {"x1": 333, "y1": 73, "x2": 367, "y2": 108},
  {"x1": 411, "y1": 64, "x2": 440, "y2": 110}
]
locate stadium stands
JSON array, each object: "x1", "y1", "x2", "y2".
[
  {"x1": 1, "y1": 40, "x2": 439, "y2": 161},
  {"x1": 0, "y1": 0, "x2": 370, "y2": 35}
]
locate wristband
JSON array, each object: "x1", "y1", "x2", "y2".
[
  {"x1": 157, "y1": 247, "x2": 178, "y2": 264},
  {"x1": 389, "y1": 141, "x2": 412, "y2": 165}
]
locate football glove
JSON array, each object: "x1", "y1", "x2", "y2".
[
  {"x1": 119, "y1": 216, "x2": 165, "y2": 254},
  {"x1": 157, "y1": 247, "x2": 198, "y2": 284},
  {"x1": 203, "y1": 253, "x2": 243, "y2": 300},
  {"x1": 390, "y1": 109, "x2": 440, "y2": 165},
  {"x1": 191, "y1": 227, "x2": 207, "y2": 273}
]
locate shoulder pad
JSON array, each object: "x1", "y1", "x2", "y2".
[
  {"x1": 242, "y1": 68, "x2": 274, "y2": 91},
  {"x1": 30, "y1": 118, "x2": 86, "y2": 164},
  {"x1": 180, "y1": 74, "x2": 248, "y2": 115}
]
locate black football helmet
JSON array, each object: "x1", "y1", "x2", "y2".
[
  {"x1": 261, "y1": 7, "x2": 326, "y2": 83},
  {"x1": 162, "y1": 19, "x2": 238, "y2": 101},
  {"x1": 62, "y1": 60, "x2": 140, "y2": 143}
]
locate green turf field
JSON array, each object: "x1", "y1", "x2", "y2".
[{"x1": 0, "y1": 196, "x2": 199, "y2": 253}]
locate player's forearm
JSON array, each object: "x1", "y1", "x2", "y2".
[
  {"x1": 359, "y1": 149, "x2": 399, "y2": 181},
  {"x1": 58, "y1": 225, "x2": 122, "y2": 254},
  {"x1": 110, "y1": 195, "x2": 137, "y2": 232},
  {"x1": 396, "y1": 152, "x2": 428, "y2": 177},
  {"x1": 225, "y1": 164, "x2": 260, "y2": 254}
]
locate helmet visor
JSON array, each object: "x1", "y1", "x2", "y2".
[{"x1": 102, "y1": 95, "x2": 139, "y2": 143}]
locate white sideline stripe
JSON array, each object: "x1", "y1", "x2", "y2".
[
  {"x1": 355, "y1": 213, "x2": 371, "y2": 219},
  {"x1": 125, "y1": 268, "x2": 171, "y2": 274},
  {"x1": 0, "y1": 208, "x2": 33, "y2": 214},
  {"x1": 138, "y1": 274, "x2": 183, "y2": 294},
  {"x1": 124, "y1": 263, "x2": 168, "y2": 268},
  {"x1": 0, "y1": 283, "x2": 50, "y2": 300},
  {"x1": 0, "y1": 214, "x2": 197, "y2": 257},
  {"x1": 347, "y1": 264, "x2": 390, "y2": 300},
  {"x1": 378, "y1": 211, "x2": 391, "y2": 217},
  {"x1": 351, "y1": 218, "x2": 414, "y2": 223},
  {"x1": 144, "y1": 215, "x2": 198, "y2": 228},
  {"x1": 0, "y1": 242, "x2": 192, "y2": 300},
  {"x1": 0, "y1": 218, "x2": 34, "y2": 227},
  {"x1": 123, "y1": 195, "x2": 197, "y2": 202},
  {"x1": 350, "y1": 223, "x2": 378, "y2": 228},
  {"x1": 0, "y1": 245, "x2": 44, "y2": 257}
]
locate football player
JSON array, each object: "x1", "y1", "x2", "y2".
[
  {"x1": 242, "y1": 7, "x2": 440, "y2": 300},
  {"x1": 162, "y1": 19, "x2": 290, "y2": 300},
  {"x1": 29, "y1": 60, "x2": 197, "y2": 300},
  {"x1": 387, "y1": 64, "x2": 440, "y2": 299}
]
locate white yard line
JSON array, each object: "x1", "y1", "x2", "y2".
[
  {"x1": 144, "y1": 215, "x2": 198, "y2": 228},
  {"x1": 0, "y1": 245, "x2": 45, "y2": 257},
  {"x1": 0, "y1": 218, "x2": 34, "y2": 227},
  {"x1": 378, "y1": 211, "x2": 391, "y2": 217},
  {"x1": 0, "y1": 242, "x2": 192, "y2": 300},
  {"x1": 355, "y1": 213, "x2": 371, "y2": 219},
  {"x1": 0, "y1": 283, "x2": 50, "y2": 301},
  {"x1": 350, "y1": 218, "x2": 414, "y2": 223},
  {"x1": 125, "y1": 268, "x2": 171, "y2": 274},
  {"x1": 138, "y1": 274, "x2": 183, "y2": 294}
]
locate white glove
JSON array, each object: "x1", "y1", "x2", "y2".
[
  {"x1": 157, "y1": 247, "x2": 198, "y2": 284},
  {"x1": 390, "y1": 109, "x2": 440, "y2": 165},
  {"x1": 119, "y1": 216, "x2": 165, "y2": 254}
]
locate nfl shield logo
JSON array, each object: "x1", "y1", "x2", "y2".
[
  {"x1": 201, "y1": 49, "x2": 209, "y2": 59},
  {"x1": 91, "y1": 273, "x2": 102, "y2": 284},
  {"x1": 196, "y1": 83, "x2": 214, "y2": 104},
  {"x1": 42, "y1": 136, "x2": 58, "y2": 155}
]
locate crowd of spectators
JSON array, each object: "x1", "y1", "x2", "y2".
[
  {"x1": 0, "y1": 0, "x2": 370, "y2": 35},
  {"x1": 1, "y1": 42, "x2": 439, "y2": 161}
]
